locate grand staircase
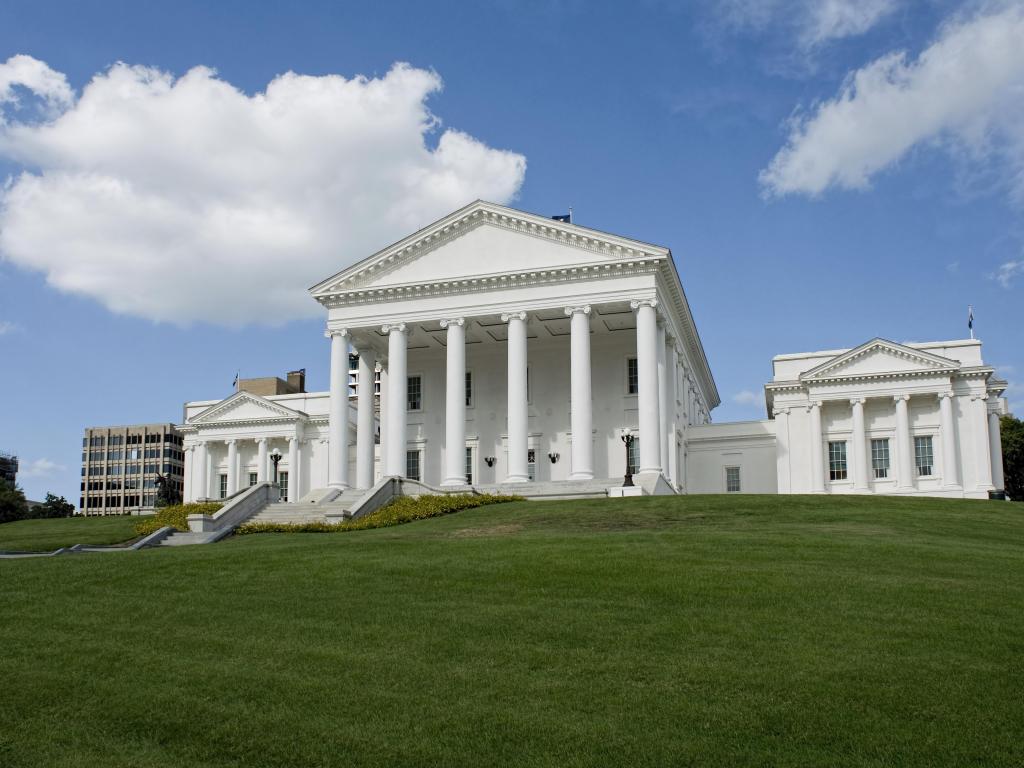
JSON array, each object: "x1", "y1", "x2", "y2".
[{"x1": 245, "y1": 488, "x2": 366, "y2": 525}]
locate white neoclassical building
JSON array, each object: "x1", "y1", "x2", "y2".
[{"x1": 179, "y1": 201, "x2": 1009, "y2": 503}]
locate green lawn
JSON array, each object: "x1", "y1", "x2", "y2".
[
  {"x1": 0, "y1": 514, "x2": 139, "y2": 552},
  {"x1": 1, "y1": 494, "x2": 1022, "y2": 767}
]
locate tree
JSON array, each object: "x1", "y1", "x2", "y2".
[
  {"x1": 1001, "y1": 415, "x2": 1024, "y2": 502},
  {"x1": 34, "y1": 493, "x2": 76, "y2": 519},
  {"x1": 0, "y1": 480, "x2": 29, "y2": 524}
]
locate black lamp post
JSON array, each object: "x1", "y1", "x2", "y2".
[
  {"x1": 270, "y1": 449, "x2": 282, "y2": 485},
  {"x1": 620, "y1": 429, "x2": 635, "y2": 487}
]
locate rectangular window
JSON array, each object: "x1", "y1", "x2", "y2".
[
  {"x1": 527, "y1": 448, "x2": 536, "y2": 482},
  {"x1": 871, "y1": 439, "x2": 890, "y2": 479},
  {"x1": 249, "y1": 472, "x2": 258, "y2": 487},
  {"x1": 465, "y1": 446, "x2": 473, "y2": 485},
  {"x1": 465, "y1": 371, "x2": 473, "y2": 408},
  {"x1": 279, "y1": 471, "x2": 289, "y2": 502},
  {"x1": 626, "y1": 357, "x2": 639, "y2": 395},
  {"x1": 407, "y1": 375, "x2": 422, "y2": 411},
  {"x1": 726, "y1": 466, "x2": 741, "y2": 492},
  {"x1": 627, "y1": 437, "x2": 639, "y2": 476},
  {"x1": 915, "y1": 436, "x2": 934, "y2": 477},
  {"x1": 219, "y1": 474, "x2": 228, "y2": 499},
  {"x1": 828, "y1": 441, "x2": 848, "y2": 481},
  {"x1": 406, "y1": 450, "x2": 421, "y2": 481}
]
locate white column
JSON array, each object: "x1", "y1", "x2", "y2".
[
  {"x1": 192, "y1": 442, "x2": 206, "y2": 501},
  {"x1": 939, "y1": 392, "x2": 959, "y2": 488},
  {"x1": 972, "y1": 395, "x2": 994, "y2": 491},
  {"x1": 226, "y1": 439, "x2": 238, "y2": 495},
  {"x1": 808, "y1": 401, "x2": 825, "y2": 492},
  {"x1": 205, "y1": 444, "x2": 213, "y2": 498},
  {"x1": 326, "y1": 329, "x2": 350, "y2": 489},
  {"x1": 441, "y1": 318, "x2": 468, "y2": 486},
  {"x1": 502, "y1": 311, "x2": 529, "y2": 483},
  {"x1": 851, "y1": 398, "x2": 868, "y2": 491},
  {"x1": 286, "y1": 436, "x2": 299, "y2": 501},
  {"x1": 183, "y1": 444, "x2": 192, "y2": 505},
  {"x1": 989, "y1": 410, "x2": 1005, "y2": 491},
  {"x1": 667, "y1": 342, "x2": 679, "y2": 488},
  {"x1": 774, "y1": 407, "x2": 791, "y2": 493},
  {"x1": 256, "y1": 438, "x2": 268, "y2": 483},
  {"x1": 384, "y1": 323, "x2": 408, "y2": 477},
  {"x1": 894, "y1": 395, "x2": 913, "y2": 489},
  {"x1": 356, "y1": 349, "x2": 377, "y2": 489},
  {"x1": 632, "y1": 300, "x2": 662, "y2": 475},
  {"x1": 566, "y1": 306, "x2": 593, "y2": 481},
  {"x1": 378, "y1": 366, "x2": 389, "y2": 481},
  {"x1": 656, "y1": 321, "x2": 668, "y2": 472}
]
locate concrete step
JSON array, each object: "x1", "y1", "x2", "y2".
[{"x1": 160, "y1": 531, "x2": 221, "y2": 546}]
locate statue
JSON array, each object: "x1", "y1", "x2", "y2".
[{"x1": 154, "y1": 473, "x2": 181, "y2": 508}]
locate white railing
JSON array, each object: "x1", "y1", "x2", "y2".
[{"x1": 188, "y1": 482, "x2": 280, "y2": 533}]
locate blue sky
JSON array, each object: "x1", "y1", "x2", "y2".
[{"x1": 1, "y1": 0, "x2": 1022, "y2": 503}]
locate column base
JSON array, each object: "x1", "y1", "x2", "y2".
[
  {"x1": 440, "y1": 478, "x2": 470, "y2": 488},
  {"x1": 569, "y1": 471, "x2": 594, "y2": 481},
  {"x1": 503, "y1": 475, "x2": 529, "y2": 484}
]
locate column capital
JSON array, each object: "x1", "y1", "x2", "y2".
[
  {"x1": 893, "y1": 394, "x2": 910, "y2": 403},
  {"x1": 629, "y1": 298, "x2": 657, "y2": 311},
  {"x1": 256, "y1": 437, "x2": 267, "y2": 445},
  {"x1": 564, "y1": 305, "x2": 591, "y2": 317},
  {"x1": 849, "y1": 397, "x2": 866, "y2": 406},
  {"x1": 807, "y1": 400, "x2": 822, "y2": 411},
  {"x1": 381, "y1": 322, "x2": 407, "y2": 334},
  {"x1": 773, "y1": 407, "x2": 790, "y2": 417},
  {"x1": 324, "y1": 327, "x2": 349, "y2": 340},
  {"x1": 224, "y1": 439, "x2": 236, "y2": 446},
  {"x1": 971, "y1": 393, "x2": 989, "y2": 402},
  {"x1": 439, "y1": 317, "x2": 465, "y2": 329},
  {"x1": 184, "y1": 445, "x2": 195, "y2": 453},
  {"x1": 938, "y1": 391, "x2": 955, "y2": 400},
  {"x1": 500, "y1": 311, "x2": 527, "y2": 323}
]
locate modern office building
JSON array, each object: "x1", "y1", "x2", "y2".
[{"x1": 80, "y1": 423, "x2": 185, "y2": 515}]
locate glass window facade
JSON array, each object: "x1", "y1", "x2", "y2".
[
  {"x1": 871, "y1": 439, "x2": 890, "y2": 479},
  {"x1": 828, "y1": 441, "x2": 848, "y2": 481},
  {"x1": 914, "y1": 436, "x2": 934, "y2": 477},
  {"x1": 726, "y1": 466, "x2": 741, "y2": 492}
]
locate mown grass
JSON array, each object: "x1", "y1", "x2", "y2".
[
  {"x1": 1, "y1": 494, "x2": 1022, "y2": 767},
  {"x1": 0, "y1": 515, "x2": 139, "y2": 552}
]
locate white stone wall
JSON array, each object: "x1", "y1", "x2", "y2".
[{"x1": 685, "y1": 420, "x2": 778, "y2": 494}]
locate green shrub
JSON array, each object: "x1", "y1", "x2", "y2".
[
  {"x1": 134, "y1": 502, "x2": 223, "y2": 536},
  {"x1": 236, "y1": 493, "x2": 522, "y2": 535}
]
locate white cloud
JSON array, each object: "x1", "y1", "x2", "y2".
[
  {"x1": 0, "y1": 320, "x2": 17, "y2": 334},
  {"x1": 711, "y1": 0, "x2": 898, "y2": 48},
  {"x1": 22, "y1": 457, "x2": 65, "y2": 477},
  {"x1": 0, "y1": 54, "x2": 73, "y2": 118},
  {"x1": 0, "y1": 57, "x2": 526, "y2": 327},
  {"x1": 760, "y1": 4, "x2": 1024, "y2": 199},
  {"x1": 994, "y1": 259, "x2": 1024, "y2": 287},
  {"x1": 800, "y1": 0, "x2": 899, "y2": 48},
  {"x1": 733, "y1": 389, "x2": 761, "y2": 405}
]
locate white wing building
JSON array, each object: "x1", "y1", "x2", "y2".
[{"x1": 179, "y1": 201, "x2": 1009, "y2": 502}]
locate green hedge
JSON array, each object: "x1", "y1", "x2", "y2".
[
  {"x1": 236, "y1": 493, "x2": 522, "y2": 535},
  {"x1": 134, "y1": 502, "x2": 223, "y2": 536}
]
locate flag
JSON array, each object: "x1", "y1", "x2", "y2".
[
  {"x1": 551, "y1": 214, "x2": 571, "y2": 223},
  {"x1": 968, "y1": 306, "x2": 974, "y2": 331},
  {"x1": 232, "y1": 371, "x2": 239, "y2": 389}
]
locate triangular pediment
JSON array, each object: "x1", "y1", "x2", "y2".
[
  {"x1": 801, "y1": 339, "x2": 960, "y2": 382},
  {"x1": 309, "y1": 200, "x2": 668, "y2": 298},
  {"x1": 190, "y1": 391, "x2": 306, "y2": 425}
]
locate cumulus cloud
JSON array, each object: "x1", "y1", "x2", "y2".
[
  {"x1": 22, "y1": 457, "x2": 65, "y2": 477},
  {"x1": 760, "y1": 4, "x2": 1024, "y2": 199},
  {"x1": 0, "y1": 54, "x2": 73, "y2": 117},
  {"x1": 732, "y1": 389, "x2": 761, "y2": 405},
  {"x1": 994, "y1": 259, "x2": 1024, "y2": 287},
  {"x1": 0, "y1": 57, "x2": 526, "y2": 326}
]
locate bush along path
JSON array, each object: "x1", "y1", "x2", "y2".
[{"x1": 236, "y1": 493, "x2": 524, "y2": 535}]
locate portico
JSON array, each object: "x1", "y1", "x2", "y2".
[{"x1": 310, "y1": 201, "x2": 717, "y2": 492}]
